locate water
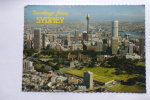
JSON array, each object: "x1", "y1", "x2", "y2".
[
  {"x1": 48, "y1": 31, "x2": 145, "y2": 39},
  {"x1": 119, "y1": 31, "x2": 145, "y2": 38},
  {"x1": 49, "y1": 32, "x2": 75, "y2": 35}
]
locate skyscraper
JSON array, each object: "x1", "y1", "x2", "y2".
[
  {"x1": 23, "y1": 60, "x2": 34, "y2": 72},
  {"x1": 33, "y1": 28, "x2": 41, "y2": 50},
  {"x1": 26, "y1": 33, "x2": 32, "y2": 49},
  {"x1": 111, "y1": 37, "x2": 119, "y2": 54},
  {"x1": 82, "y1": 32, "x2": 88, "y2": 41},
  {"x1": 84, "y1": 71, "x2": 93, "y2": 89},
  {"x1": 67, "y1": 32, "x2": 71, "y2": 46},
  {"x1": 111, "y1": 20, "x2": 119, "y2": 55},
  {"x1": 74, "y1": 30, "x2": 79, "y2": 41},
  {"x1": 112, "y1": 20, "x2": 119, "y2": 37},
  {"x1": 96, "y1": 40, "x2": 103, "y2": 52},
  {"x1": 139, "y1": 37, "x2": 145, "y2": 56},
  {"x1": 67, "y1": 32, "x2": 70, "y2": 42},
  {"x1": 86, "y1": 14, "x2": 90, "y2": 35},
  {"x1": 42, "y1": 34, "x2": 46, "y2": 49},
  {"x1": 128, "y1": 43, "x2": 135, "y2": 55}
]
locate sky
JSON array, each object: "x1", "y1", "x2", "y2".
[{"x1": 24, "y1": 5, "x2": 145, "y2": 22}]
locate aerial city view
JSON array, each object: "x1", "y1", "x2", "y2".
[{"x1": 23, "y1": 5, "x2": 145, "y2": 92}]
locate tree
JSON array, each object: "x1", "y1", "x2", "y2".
[
  {"x1": 43, "y1": 66, "x2": 51, "y2": 72},
  {"x1": 34, "y1": 63, "x2": 42, "y2": 71},
  {"x1": 24, "y1": 49, "x2": 38, "y2": 57},
  {"x1": 88, "y1": 61, "x2": 95, "y2": 68},
  {"x1": 107, "y1": 56, "x2": 137, "y2": 75},
  {"x1": 53, "y1": 64, "x2": 60, "y2": 70}
]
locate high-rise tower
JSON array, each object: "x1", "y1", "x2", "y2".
[
  {"x1": 42, "y1": 34, "x2": 46, "y2": 49},
  {"x1": 74, "y1": 30, "x2": 79, "y2": 41},
  {"x1": 111, "y1": 21, "x2": 119, "y2": 55},
  {"x1": 86, "y1": 14, "x2": 90, "y2": 35},
  {"x1": 96, "y1": 40, "x2": 103, "y2": 52},
  {"x1": 82, "y1": 32, "x2": 88, "y2": 41},
  {"x1": 112, "y1": 20, "x2": 119, "y2": 37},
  {"x1": 26, "y1": 33, "x2": 32, "y2": 49},
  {"x1": 139, "y1": 37, "x2": 145, "y2": 56},
  {"x1": 33, "y1": 28, "x2": 41, "y2": 51},
  {"x1": 128, "y1": 43, "x2": 135, "y2": 55},
  {"x1": 84, "y1": 71, "x2": 93, "y2": 89},
  {"x1": 67, "y1": 32, "x2": 71, "y2": 46}
]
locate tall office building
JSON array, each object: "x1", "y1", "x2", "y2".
[
  {"x1": 74, "y1": 30, "x2": 79, "y2": 41},
  {"x1": 111, "y1": 37, "x2": 119, "y2": 54},
  {"x1": 82, "y1": 32, "x2": 88, "y2": 41},
  {"x1": 33, "y1": 28, "x2": 41, "y2": 50},
  {"x1": 112, "y1": 20, "x2": 119, "y2": 37},
  {"x1": 42, "y1": 34, "x2": 46, "y2": 49},
  {"x1": 84, "y1": 71, "x2": 93, "y2": 89},
  {"x1": 86, "y1": 14, "x2": 90, "y2": 35},
  {"x1": 67, "y1": 32, "x2": 71, "y2": 46},
  {"x1": 128, "y1": 43, "x2": 135, "y2": 55},
  {"x1": 67, "y1": 32, "x2": 70, "y2": 42},
  {"x1": 23, "y1": 60, "x2": 34, "y2": 72},
  {"x1": 96, "y1": 40, "x2": 103, "y2": 52},
  {"x1": 26, "y1": 33, "x2": 32, "y2": 49},
  {"x1": 139, "y1": 37, "x2": 145, "y2": 56},
  {"x1": 111, "y1": 20, "x2": 119, "y2": 55}
]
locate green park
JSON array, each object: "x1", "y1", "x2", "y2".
[{"x1": 24, "y1": 49, "x2": 146, "y2": 93}]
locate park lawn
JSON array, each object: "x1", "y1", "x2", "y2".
[
  {"x1": 63, "y1": 67, "x2": 138, "y2": 83},
  {"x1": 136, "y1": 62, "x2": 145, "y2": 67},
  {"x1": 107, "y1": 83, "x2": 146, "y2": 93},
  {"x1": 40, "y1": 54, "x2": 52, "y2": 58}
]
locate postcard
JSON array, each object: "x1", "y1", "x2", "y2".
[{"x1": 22, "y1": 5, "x2": 145, "y2": 93}]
